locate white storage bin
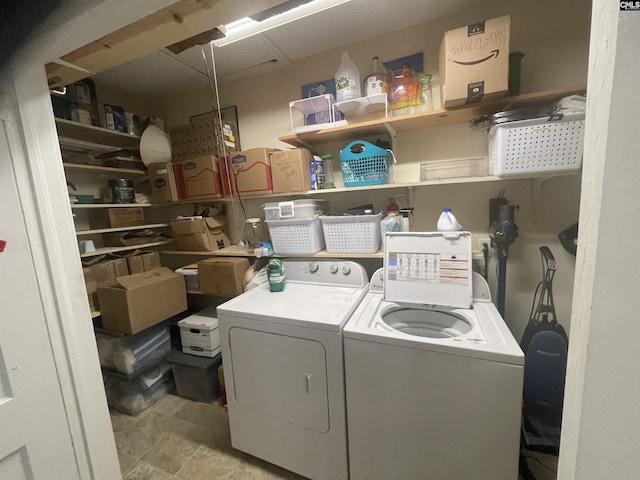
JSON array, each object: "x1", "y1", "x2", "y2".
[
  {"x1": 266, "y1": 218, "x2": 325, "y2": 254},
  {"x1": 320, "y1": 213, "x2": 383, "y2": 253},
  {"x1": 178, "y1": 307, "x2": 220, "y2": 358},
  {"x1": 488, "y1": 113, "x2": 585, "y2": 177},
  {"x1": 264, "y1": 199, "x2": 330, "y2": 221},
  {"x1": 175, "y1": 264, "x2": 200, "y2": 292}
]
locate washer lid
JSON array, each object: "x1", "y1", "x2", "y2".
[{"x1": 383, "y1": 232, "x2": 473, "y2": 309}]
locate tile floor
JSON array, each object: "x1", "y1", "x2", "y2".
[
  {"x1": 111, "y1": 393, "x2": 307, "y2": 479},
  {"x1": 111, "y1": 392, "x2": 557, "y2": 480}
]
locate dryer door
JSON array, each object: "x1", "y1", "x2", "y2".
[{"x1": 229, "y1": 327, "x2": 329, "y2": 432}]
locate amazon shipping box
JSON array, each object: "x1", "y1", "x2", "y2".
[{"x1": 439, "y1": 15, "x2": 510, "y2": 108}]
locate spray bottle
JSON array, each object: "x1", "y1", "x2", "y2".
[{"x1": 399, "y1": 207, "x2": 414, "y2": 232}]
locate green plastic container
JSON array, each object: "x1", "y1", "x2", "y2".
[{"x1": 267, "y1": 259, "x2": 286, "y2": 292}]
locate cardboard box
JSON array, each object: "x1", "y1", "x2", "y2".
[
  {"x1": 170, "y1": 217, "x2": 230, "y2": 252},
  {"x1": 89, "y1": 207, "x2": 145, "y2": 229},
  {"x1": 198, "y1": 257, "x2": 250, "y2": 297},
  {"x1": 148, "y1": 162, "x2": 180, "y2": 203},
  {"x1": 98, "y1": 267, "x2": 188, "y2": 335},
  {"x1": 174, "y1": 155, "x2": 223, "y2": 200},
  {"x1": 270, "y1": 148, "x2": 313, "y2": 193},
  {"x1": 92, "y1": 258, "x2": 129, "y2": 285},
  {"x1": 83, "y1": 267, "x2": 99, "y2": 312},
  {"x1": 221, "y1": 148, "x2": 277, "y2": 196},
  {"x1": 170, "y1": 123, "x2": 218, "y2": 162},
  {"x1": 127, "y1": 252, "x2": 162, "y2": 274},
  {"x1": 439, "y1": 15, "x2": 510, "y2": 108}
]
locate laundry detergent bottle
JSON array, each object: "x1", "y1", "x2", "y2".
[
  {"x1": 335, "y1": 52, "x2": 361, "y2": 102},
  {"x1": 437, "y1": 208, "x2": 462, "y2": 232}
]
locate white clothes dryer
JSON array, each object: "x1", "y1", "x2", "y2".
[
  {"x1": 344, "y1": 232, "x2": 524, "y2": 480},
  {"x1": 218, "y1": 259, "x2": 369, "y2": 480}
]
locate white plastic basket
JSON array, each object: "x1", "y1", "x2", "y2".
[
  {"x1": 488, "y1": 113, "x2": 585, "y2": 177},
  {"x1": 266, "y1": 218, "x2": 325, "y2": 254},
  {"x1": 320, "y1": 213, "x2": 382, "y2": 253}
]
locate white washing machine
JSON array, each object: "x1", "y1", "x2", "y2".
[
  {"x1": 344, "y1": 232, "x2": 524, "y2": 480},
  {"x1": 217, "y1": 259, "x2": 369, "y2": 480}
]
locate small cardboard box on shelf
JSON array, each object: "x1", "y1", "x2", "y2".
[
  {"x1": 148, "y1": 162, "x2": 180, "y2": 203},
  {"x1": 174, "y1": 155, "x2": 223, "y2": 200},
  {"x1": 270, "y1": 148, "x2": 313, "y2": 193},
  {"x1": 170, "y1": 216, "x2": 230, "y2": 252},
  {"x1": 127, "y1": 251, "x2": 162, "y2": 274},
  {"x1": 220, "y1": 148, "x2": 277, "y2": 196},
  {"x1": 97, "y1": 267, "x2": 188, "y2": 335},
  {"x1": 198, "y1": 257, "x2": 250, "y2": 297},
  {"x1": 439, "y1": 15, "x2": 511, "y2": 108},
  {"x1": 89, "y1": 207, "x2": 145, "y2": 229},
  {"x1": 91, "y1": 258, "x2": 130, "y2": 285}
]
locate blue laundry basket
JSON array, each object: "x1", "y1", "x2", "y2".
[{"x1": 339, "y1": 140, "x2": 391, "y2": 187}]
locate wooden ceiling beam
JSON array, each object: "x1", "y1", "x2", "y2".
[{"x1": 45, "y1": 0, "x2": 282, "y2": 87}]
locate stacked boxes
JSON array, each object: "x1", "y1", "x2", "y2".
[
  {"x1": 174, "y1": 155, "x2": 223, "y2": 199},
  {"x1": 170, "y1": 123, "x2": 218, "y2": 162},
  {"x1": 220, "y1": 148, "x2": 277, "y2": 196}
]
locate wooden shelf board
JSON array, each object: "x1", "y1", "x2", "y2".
[
  {"x1": 71, "y1": 203, "x2": 155, "y2": 209},
  {"x1": 238, "y1": 175, "x2": 505, "y2": 200},
  {"x1": 160, "y1": 246, "x2": 251, "y2": 256},
  {"x1": 76, "y1": 223, "x2": 170, "y2": 236},
  {"x1": 161, "y1": 244, "x2": 382, "y2": 259},
  {"x1": 79, "y1": 239, "x2": 174, "y2": 258},
  {"x1": 279, "y1": 85, "x2": 587, "y2": 147},
  {"x1": 63, "y1": 163, "x2": 147, "y2": 176},
  {"x1": 56, "y1": 118, "x2": 140, "y2": 150}
]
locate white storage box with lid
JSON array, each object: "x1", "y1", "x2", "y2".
[
  {"x1": 178, "y1": 306, "x2": 220, "y2": 358},
  {"x1": 263, "y1": 199, "x2": 330, "y2": 221},
  {"x1": 488, "y1": 112, "x2": 585, "y2": 177},
  {"x1": 320, "y1": 213, "x2": 383, "y2": 253}
]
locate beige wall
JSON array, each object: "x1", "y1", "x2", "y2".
[{"x1": 158, "y1": 0, "x2": 591, "y2": 339}]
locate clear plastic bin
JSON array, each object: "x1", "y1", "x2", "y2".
[
  {"x1": 263, "y1": 199, "x2": 330, "y2": 221},
  {"x1": 103, "y1": 359, "x2": 174, "y2": 416},
  {"x1": 95, "y1": 324, "x2": 171, "y2": 376},
  {"x1": 420, "y1": 157, "x2": 488, "y2": 181}
]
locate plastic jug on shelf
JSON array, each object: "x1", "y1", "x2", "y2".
[
  {"x1": 437, "y1": 208, "x2": 462, "y2": 232},
  {"x1": 335, "y1": 52, "x2": 361, "y2": 102}
]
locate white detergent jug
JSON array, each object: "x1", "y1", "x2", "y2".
[
  {"x1": 335, "y1": 52, "x2": 361, "y2": 102},
  {"x1": 437, "y1": 208, "x2": 462, "y2": 232}
]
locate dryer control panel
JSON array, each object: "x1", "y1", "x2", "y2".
[{"x1": 283, "y1": 259, "x2": 368, "y2": 288}]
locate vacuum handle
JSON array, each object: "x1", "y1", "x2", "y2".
[{"x1": 540, "y1": 246, "x2": 556, "y2": 272}]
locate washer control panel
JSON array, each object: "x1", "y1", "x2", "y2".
[{"x1": 282, "y1": 259, "x2": 368, "y2": 287}]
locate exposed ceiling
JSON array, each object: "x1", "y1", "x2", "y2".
[{"x1": 92, "y1": 0, "x2": 480, "y2": 97}]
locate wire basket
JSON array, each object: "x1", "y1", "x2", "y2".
[
  {"x1": 320, "y1": 213, "x2": 382, "y2": 253},
  {"x1": 339, "y1": 140, "x2": 391, "y2": 187},
  {"x1": 488, "y1": 113, "x2": 585, "y2": 177},
  {"x1": 265, "y1": 218, "x2": 325, "y2": 254}
]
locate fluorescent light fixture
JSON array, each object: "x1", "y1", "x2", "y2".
[{"x1": 214, "y1": 0, "x2": 351, "y2": 47}]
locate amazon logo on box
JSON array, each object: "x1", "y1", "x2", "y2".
[{"x1": 439, "y1": 15, "x2": 511, "y2": 108}]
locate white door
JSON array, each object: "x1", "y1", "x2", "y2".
[{"x1": 0, "y1": 92, "x2": 79, "y2": 479}]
